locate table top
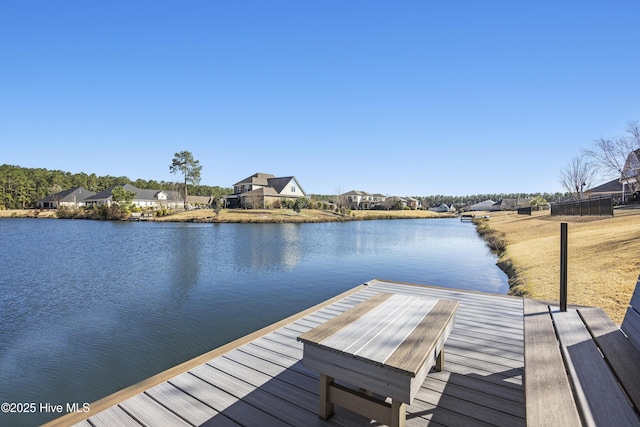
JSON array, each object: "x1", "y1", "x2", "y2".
[{"x1": 298, "y1": 292, "x2": 459, "y2": 377}]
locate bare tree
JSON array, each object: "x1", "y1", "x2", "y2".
[
  {"x1": 584, "y1": 120, "x2": 640, "y2": 184},
  {"x1": 559, "y1": 156, "x2": 598, "y2": 200}
]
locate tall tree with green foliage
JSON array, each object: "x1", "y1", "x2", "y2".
[
  {"x1": 169, "y1": 151, "x2": 203, "y2": 209},
  {"x1": 111, "y1": 186, "x2": 136, "y2": 211}
]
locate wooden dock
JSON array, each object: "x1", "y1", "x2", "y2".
[{"x1": 46, "y1": 279, "x2": 525, "y2": 426}]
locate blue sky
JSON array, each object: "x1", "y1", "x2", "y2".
[{"x1": 2, "y1": 1, "x2": 639, "y2": 196}]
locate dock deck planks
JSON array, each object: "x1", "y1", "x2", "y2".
[{"x1": 49, "y1": 280, "x2": 526, "y2": 427}]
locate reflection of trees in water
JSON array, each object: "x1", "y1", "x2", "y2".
[
  {"x1": 235, "y1": 223, "x2": 302, "y2": 272},
  {"x1": 168, "y1": 226, "x2": 204, "y2": 305}
]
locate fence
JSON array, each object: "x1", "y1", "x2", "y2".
[
  {"x1": 517, "y1": 207, "x2": 532, "y2": 215},
  {"x1": 551, "y1": 197, "x2": 613, "y2": 216}
]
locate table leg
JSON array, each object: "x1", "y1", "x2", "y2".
[
  {"x1": 319, "y1": 374, "x2": 334, "y2": 419},
  {"x1": 390, "y1": 399, "x2": 406, "y2": 427},
  {"x1": 436, "y1": 348, "x2": 444, "y2": 371}
]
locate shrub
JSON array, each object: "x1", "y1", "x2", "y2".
[
  {"x1": 473, "y1": 219, "x2": 507, "y2": 253},
  {"x1": 56, "y1": 206, "x2": 88, "y2": 219},
  {"x1": 293, "y1": 198, "x2": 309, "y2": 213}
]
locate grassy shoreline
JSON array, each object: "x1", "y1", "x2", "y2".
[
  {"x1": 0, "y1": 208, "x2": 454, "y2": 222},
  {"x1": 474, "y1": 209, "x2": 640, "y2": 324}
]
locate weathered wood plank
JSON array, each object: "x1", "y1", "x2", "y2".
[
  {"x1": 118, "y1": 393, "x2": 191, "y2": 427},
  {"x1": 169, "y1": 371, "x2": 285, "y2": 426},
  {"x1": 426, "y1": 370, "x2": 525, "y2": 404},
  {"x1": 415, "y1": 386, "x2": 525, "y2": 427},
  {"x1": 579, "y1": 307, "x2": 640, "y2": 411},
  {"x1": 75, "y1": 407, "x2": 142, "y2": 427},
  {"x1": 630, "y1": 278, "x2": 640, "y2": 313},
  {"x1": 407, "y1": 396, "x2": 496, "y2": 426},
  {"x1": 385, "y1": 299, "x2": 458, "y2": 374},
  {"x1": 191, "y1": 363, "x2": 327, "y2": 426},
  {"x1": 320, "y1": 295, "x2": 439, "y2": 364},
  {"x1": 298, "y1": 292, "x2": 392, "y2": 344},
  {"x1": 552, "y1": 309, "x2": 640, "y2": 426},
  {"x1": 144, "y1": 381, "x2": 229, "y2": 426},
  {"x1": 420, "y1": 376, "x2": 525, "y2": 417},
  {"x1": 622, "y1": 304, "x2": 640, "y2": 351},
  {"x1": 523, "y1": 299, "x2": 580, "y2": 426}
]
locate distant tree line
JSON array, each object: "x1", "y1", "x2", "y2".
[{"x1": 0, "y1": 164, "x2": 231, "y2": 209}]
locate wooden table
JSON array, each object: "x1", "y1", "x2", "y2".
[{"x1": 298, "y1": 292, "x2": 459, "y2": 427}]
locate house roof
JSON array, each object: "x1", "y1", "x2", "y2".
[
  {"x1": 493, "y1": 198, "x2": 530, "y2": 208},
  {"x1": 37, "y1": 187, "x2": 96, "y2": 203},
  {"x1": 234, "y1": 173, "x2": 276, "y2": 187},
  {"x1": 240, "y1": 187, "x2": 279, "y2": 197},
  {"x1": 470, "y1": 200, "x2": 496, "y2": 209},
  {"x1": 85, "y1": 184, "x2": 181, "y2": 202},
  {"x1": 342, "y1": 190, "x2": 371, "y2": 196},
  {"x1": 587, "y1": 179, "x2": 623, "y2": 194},
  {"x1": 267, "y1": 176, "x2": 307, "y2": 197}
]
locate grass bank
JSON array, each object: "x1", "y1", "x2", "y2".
[
  {"x1": 0, "y1": 208, "x2": 453, "y2": 222},
  {"x1": 154, "y1": 208, "x2": 453, "y2": 223},
  {"x1": 475, "y1": 209, "x2": 640, "y2": 323}
]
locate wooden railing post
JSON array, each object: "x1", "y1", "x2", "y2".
[{"x1": 560, "y1": 223, "x2": 568, "y2": 312}]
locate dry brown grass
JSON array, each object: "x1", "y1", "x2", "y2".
[
  {"x1": 483, "y1": 209, "x2": 640, "y2": 323},
  {"x1": 0, "y1": 209, "x2": 56, "y2": 218},
  {"x1": 154, "y1": 208, "x2": 452, "y2": 223}
]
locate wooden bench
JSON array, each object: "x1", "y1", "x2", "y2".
[
  {"x1": 524, "y1": 276, "x2": 640, "y2": 426},
  {"x1": 297, "y1": 292, "x2": 458, "y2": 427}
]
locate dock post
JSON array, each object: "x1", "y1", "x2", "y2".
[{"x1": 560, "y1": 222, "x2": 568, "y2": 312}]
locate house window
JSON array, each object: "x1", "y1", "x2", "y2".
[{"x1": 291, "y1": 185, "x2": 296, "y2": 193}]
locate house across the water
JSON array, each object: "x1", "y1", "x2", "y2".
[{"x1": 224, "y1": 172, "x2": 308, "y2": 208}]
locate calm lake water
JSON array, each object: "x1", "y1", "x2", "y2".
[{"x1": 0, "y1": 217, "x2": 507, "y2": 426}]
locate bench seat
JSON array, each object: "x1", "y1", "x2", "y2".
[{"x1": 524, "y1": 277, "x2": 640, "y2": 426}]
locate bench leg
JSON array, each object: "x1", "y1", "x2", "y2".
[
  {"x1": 390, "y1": 399, "x2": 406, "y2": 427},
  {"x1": 435, "y1": 348, "x2": 444, "y2": 371},
  {"x1": 319, "y1": 374, "x2": 335, "y2": 420}
]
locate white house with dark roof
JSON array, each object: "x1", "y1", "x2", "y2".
[
  {"x1": 36, "y1": 187, "x2": 96, "y2": 209},
  {"x1": 84, "y1": 184, "x2": 183, "y2": 209},
  {"x1": 225, "y1": 172, "x2": 308, "y2": 208}
]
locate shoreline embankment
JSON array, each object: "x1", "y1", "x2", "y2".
[{"x1": 472, "y1": 209, "x2": 640, "y2": 324}]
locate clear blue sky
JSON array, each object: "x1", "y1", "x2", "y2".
[{"x1": 2, "y1": 1, "x2": 639, "y2": 196}]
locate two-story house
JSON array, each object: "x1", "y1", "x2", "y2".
[
  {"x1": 341, "y1": 190, "x2": 387, "y2": 210},
  {"x1": 225, "y1": 172, "x2": 308, "y2": 208}
]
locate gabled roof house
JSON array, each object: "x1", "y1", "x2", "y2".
[
  {"x1": 225, "y1": 173, "x2": 308, "y2": 208},
  {"x1": 36, "y1": 187, "x2": 96, "y2": 209}
]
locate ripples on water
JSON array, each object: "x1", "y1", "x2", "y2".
[{"x1": 0, "y1": 217, "x2": 507, "y2": 425}]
